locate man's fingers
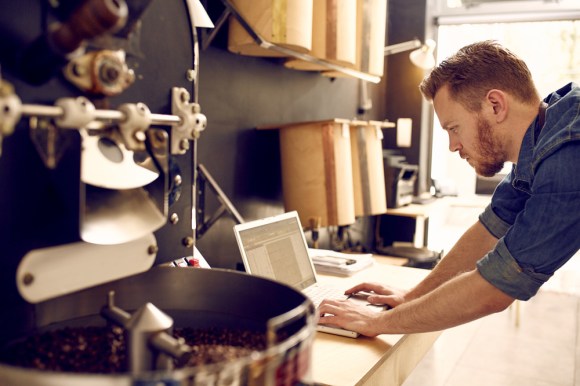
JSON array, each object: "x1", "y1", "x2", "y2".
[
  {"x1": 318, "y1": 312, "x2": 338, "y2": 325},
  {"x1": 367, "y1": 294, "x2": 391, "y2": 304},
  {"x1": 344, "y1": 283, "x2": 370, "y2": 294},
  {"x1": 318, "y1": 301, "x2": 342, "y2": 315},
  {"x1": 345, "y1": 282, "x2": 382, "y2": 295}
]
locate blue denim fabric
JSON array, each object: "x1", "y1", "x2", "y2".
[{"x1": 477, "y1": 82, "x2": 580, "y2": 300}]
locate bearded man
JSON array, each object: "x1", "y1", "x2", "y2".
[{"x1": 318, "y1": 40, "x2": 580, "y2": 336}]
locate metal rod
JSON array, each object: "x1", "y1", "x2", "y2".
[
  {"x1": 19, "y1": 104, "x2": 183, "y2": 127},
  {"x1": 383, "y1": 39, "x2": 422, "y2": 56},
  {"x1": 201, "y1": 7, "x2": 231, "y2": 50},
  {"x1": 198, "y1": 163, "x2": 244, "y2": 224},
  {"x1": 20, "y1": 104, "x2": 63, "y2": 118},
  {"x1": 150, "y1": 113, "x2": 181, "y2": 125}
]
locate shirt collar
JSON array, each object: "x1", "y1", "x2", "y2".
[{"x1": 512, "y1": 120, "x2": 536, "y2": 192}]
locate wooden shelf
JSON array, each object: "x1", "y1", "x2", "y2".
[{"x1": 203, "y1": 0, "x2": 382, "y2": 84}]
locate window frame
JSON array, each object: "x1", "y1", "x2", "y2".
[{"x1": 434, "y1": 0, "x2": 580, "y2": 25}]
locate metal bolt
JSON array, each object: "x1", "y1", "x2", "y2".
[
  {"x1": 186, "y1": 69, "x2": 195, "y2": 82},
  {"x1": 170, "y1": 213, "x2": 179, "y2": 224},
  {"x1": 148, "y1": 245, "x2": 159, "y2": 255},
  {"x1": 180, "y1": 90, "x2": 189, "y2": 103},
  {"x1": 174, "y1": 175, "x2": 182, "y2": 186},
  {"x1": 182, "y1": 237, "x2": 194, "y2": 248},
  {"x1": 101, "y1": 65, "x2": 120, "y2": 83},
  {"x1": 179, "y1": 138, "x2": 189, "y2": 151},
  {"x1": 22, "y1": 273, "x2": 34, "y2": 286},
  {"x1": 72, "y1": 63, "x2": 85, "y2": 77},
  {"x1": 137, "y1": 103, "x2": 147, "y2": 115},
  {"x1": 134, "y1": 130, "x2": 146, "y2": 142}
]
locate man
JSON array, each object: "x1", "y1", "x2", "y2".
[{"x1": 318, "y1": 40, "x2": 580, "y2": 336}]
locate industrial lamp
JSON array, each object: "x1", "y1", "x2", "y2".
[
  {"x1": 359, "y1": 38, "x2": 436, "y2": 113},
  {"x1": 383, "y1": 38, "x2": 437, "y2": 70},
  {"x1": 409, "y1": 39, "x2": 437, "y2": 70}
]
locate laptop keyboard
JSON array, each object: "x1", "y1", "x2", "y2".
[{"x1": 304, "y1": 285, "x2": 347, "y2": 307}]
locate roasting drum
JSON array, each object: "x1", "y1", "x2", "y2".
[{"x1": 0, "y1": 267, "x2": 317, "y2": 385}]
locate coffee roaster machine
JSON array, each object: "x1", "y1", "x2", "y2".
[{"x1": 0, "y1": 1, "x2": 315, "y2": 385}]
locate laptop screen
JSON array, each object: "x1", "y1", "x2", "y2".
[{"x1": 235, "y1": 212, "x2": 317, "y2": 290}]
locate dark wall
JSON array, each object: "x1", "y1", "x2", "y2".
[
  {"x1": 195, "y1": 2, "x2": 428, "y2": 269},
  {"x1": 195, "y1": 33, "x2": 383, "y2": 269}
]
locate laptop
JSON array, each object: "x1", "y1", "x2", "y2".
[{"x1": 234, "y1": 211, "x2": 379, "y2": 338}]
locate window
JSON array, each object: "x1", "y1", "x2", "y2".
[{"x1": 429, "y1": 2, "x2": 580, "y2": 196}]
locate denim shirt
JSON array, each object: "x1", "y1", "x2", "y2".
[{"x1": 477, "y1": 82, "x2": 580, "y2": 300}]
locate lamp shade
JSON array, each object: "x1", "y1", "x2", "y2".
[{"x1": 409, "y1": 39, "x2": 436, "y2": 69}]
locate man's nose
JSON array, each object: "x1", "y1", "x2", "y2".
[{"x1": 448, "y1": 134, "x2": 461, "y2": 153}]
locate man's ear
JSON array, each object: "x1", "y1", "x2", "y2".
[{"x1": 486, "y1": 89, "x2": 508, "y2": 123}]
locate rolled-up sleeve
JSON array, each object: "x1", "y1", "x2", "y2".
[
  {"x1": 476, "y1": 239, "x2": 551, "y2": 300},
  {"x1": 479, "y1": 204, "x2": 511, "y2": 240},
  {"x1": 477, "y1": 142, "x2": 580, "y2": 300},
  {"x1": 478, "y1": 169, "x2": 528, "y2": 240}
]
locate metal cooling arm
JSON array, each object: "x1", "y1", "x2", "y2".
[{"x1": 101, "y1": 291, "x2": 192, "y2": 373}]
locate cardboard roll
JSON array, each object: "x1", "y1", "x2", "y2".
[
  {"x1": 284, "y1": 0, "x2": 356, "y2": 71},
  {"x1": 260, "y1": 118, "x2": 394, "y2": 226},
  {"x1": 227, "y1": 0, "x2": 313, "y2": 57},
  {"x1": 321, "y1": 0, "x2": 387, "y2": 79},
  {"x1": 268, "y1": 119, "x2": 357, "y2": 227},
  {"x1": 350, "y1": 120, "x2": 394, "y2": 217}
]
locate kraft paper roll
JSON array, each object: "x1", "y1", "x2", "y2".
[
  {"x1": 276, "y1": 119, "x2": 356, "y2": 227},
  {"x1": 284, "y1": 0, "x2": 357, "y2": 71},
  {"x1": 228, "y1": 0, "x2": 313, "y2": 57},
  {"x1": 323, "y1": 0, "x2": 387, "y2": 78},
  {"x1": 350, "y1": 121, "x2": 391, "y2": 216}
]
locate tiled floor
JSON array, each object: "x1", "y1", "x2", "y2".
[{"x1": 402, "y1": 196, "x2": 580, "y2": 386}]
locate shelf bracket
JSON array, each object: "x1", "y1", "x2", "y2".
[{"x1": 196, "y1": 163, "x2": 244, "y2": 239}]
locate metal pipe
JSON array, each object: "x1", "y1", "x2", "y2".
[{"x1": 19, "y1": 104, "x2": 182, "y2": 128}]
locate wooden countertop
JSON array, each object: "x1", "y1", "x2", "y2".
[
  {"x1": 311, "y1": 257, "x2": 440, "y2": 385},
  {"x1": 384, "y1": 198, "x2": 450, "y2": 219}
]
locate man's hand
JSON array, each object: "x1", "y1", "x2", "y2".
[
  {"x1": 318, "y1": 299, "x2": 386, "y2": 337},
  {"x1": 344, "y1": 282, "x2": 408, "y2": 308}
]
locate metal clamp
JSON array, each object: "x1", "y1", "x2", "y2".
[
  {"x1": 0, "y1": 80, "x2": 22, "y2": 156},
  {"x1": 63, "y1": 50, "x2": 136, "y2": 96},
  {"x1": 118, "y1": 102, "x2": 152, "y2": 151},
  {"x1": 171, "y1": 87, "x2": 207, "y2": 154},
  {"x1": 54, "y1": 96, "x2": 96, "y2": 128}
]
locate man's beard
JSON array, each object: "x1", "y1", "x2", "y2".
[{"x1": 473, "y1": 116, "x2": 507, "y2": 177}]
